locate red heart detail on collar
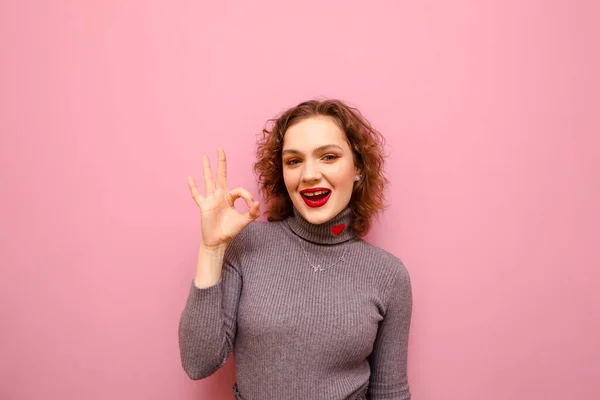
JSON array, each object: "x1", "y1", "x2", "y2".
[{"x1": 331, "y1": 223, "x2": 346, "y2": 236}]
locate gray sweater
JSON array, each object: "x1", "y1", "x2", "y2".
[{"x1": 178, "y1": 206, "x2": 413, "y2": 399}]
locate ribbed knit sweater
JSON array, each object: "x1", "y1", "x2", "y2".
[{"x1": 178, "y1": 206, "x2": 413, "y2": 399}]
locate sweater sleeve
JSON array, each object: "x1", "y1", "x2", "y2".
[
  {"x1": 177, "y1": 230, "x2": 246, "y2": 380},
  {"x1": 367, "y1": 261, "x2": 413, "y2": 399}
]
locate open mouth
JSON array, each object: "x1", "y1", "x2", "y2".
[
  {"x1": 301, "y1": 189, "x2": 331, "y2": 201},
  {"x1": 300, "y1": 189, "x2": 332, "y2": 208}
]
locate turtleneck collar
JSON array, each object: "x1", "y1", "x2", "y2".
[{"x1": 285, "y1": 206, "x2": 356, "y2": 245}]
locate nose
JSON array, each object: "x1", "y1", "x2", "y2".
[{"x1": 301, "y1": 160, "x2": 322, "y2": 183}]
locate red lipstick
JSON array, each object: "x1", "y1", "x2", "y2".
[{"x1": 299, "y1": 187, "x2": 332, "y2": 208}]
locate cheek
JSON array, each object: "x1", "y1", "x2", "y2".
[
  {"x1": 328, "y1": 165, "x2": 356, "y2": 186},
  {"x1": 282, "y1": 170, "x2": 296, "y2": 191}
]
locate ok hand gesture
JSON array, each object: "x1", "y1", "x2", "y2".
[{"x1": 188, "y1": 148, "x2": 260, "y2": 249}]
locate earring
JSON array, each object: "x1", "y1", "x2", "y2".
[{"x1": 355, "y1": 175, "x2": 362, "y2": 182}]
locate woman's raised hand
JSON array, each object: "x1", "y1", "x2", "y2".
[{"x1": 188, "y1": 148, "x2": 260, "y2": 249}]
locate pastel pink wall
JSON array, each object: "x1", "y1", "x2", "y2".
[{"x1": 1, "y1": 1, "x2": 598, "y2": 399}]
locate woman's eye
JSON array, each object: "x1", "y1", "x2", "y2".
[{"x1": 285, "y1": 155, "x2": 336, "y2": 165}]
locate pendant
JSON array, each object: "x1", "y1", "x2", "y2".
[{"x1": 311, "y1": 264, "x2": 323, "y2": 272}]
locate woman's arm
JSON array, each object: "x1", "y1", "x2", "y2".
[
  {"x1": 178, "y1": 230, "x2": 247, "y2": 380},
  {"x1": 368, "y1": 262, "x2": 413, "y2": 399},
  {"x1": 178, "y1": 147, "x2": 259, "y2": 379}
]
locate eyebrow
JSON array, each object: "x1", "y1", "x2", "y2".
[{"x1": 281, "y1": 144, "x2": 344, "y2": 156}]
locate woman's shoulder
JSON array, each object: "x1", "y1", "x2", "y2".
[
  {"x1": 228, "y1": 219, "x2": 282, "y2": 248},
  {"x1": 352, "y1": 239, "x2": 411, "y2": 282},
  {"x1": 240, "y1": 218, "x2": 280, "y2": 237}
]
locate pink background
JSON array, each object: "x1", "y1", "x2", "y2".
[{"x1": 1, "y1": 1, "x2": 598, "y2": 399}]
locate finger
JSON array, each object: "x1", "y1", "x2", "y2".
[
  {"x1": 216, "y1": 147, "x2": 227, "y2": 190},
  {"x1": 228, "y1": 186, "x2": 255, "y2": 210},
  {"x1": 247, "y1": 200, "x2": 260, "y2": 220},
  {"x1": 188, "y1": 176, "x2": 204, "y2": 205},
  {"x1": 202, "y1": 155, "x2": 215, "y2": 195}
]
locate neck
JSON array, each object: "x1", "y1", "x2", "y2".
[{"x1": 285, "y1": 206, "x2": 356, "y2": 245}]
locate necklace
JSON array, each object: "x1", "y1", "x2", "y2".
[{"x1": 298, "y1": 239, "x2": 348, "y2": 272}]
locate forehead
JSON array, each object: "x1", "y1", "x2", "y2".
[{"x1": 282, "y1": 116, "x2": 348, "y2": 150}]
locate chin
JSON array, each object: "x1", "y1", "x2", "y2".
[
  {"x1": 302, "y1": 212, "x2": 331, "y2": 225},
  {"x1": 295, "y1": 199, "x2": 341, "y2": 225}
]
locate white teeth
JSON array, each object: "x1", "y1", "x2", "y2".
[{"x1": 303, "y1": 190, "x2": 329, "y2": 197}]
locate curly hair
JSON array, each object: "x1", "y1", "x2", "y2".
[{"x1": 253, "y1": 99, "x2": 388, "y2": 237}]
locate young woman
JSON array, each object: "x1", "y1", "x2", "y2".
[{"x1": 179, "y1": 99, "x2": 413, "y2": 400}]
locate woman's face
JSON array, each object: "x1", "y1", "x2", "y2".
[{"x1": 281, "y1": 116, "x2": 360, "y2": 225}]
